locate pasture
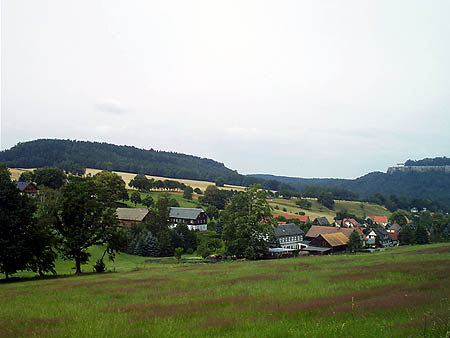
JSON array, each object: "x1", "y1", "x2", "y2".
[
  {"x1": 1, "y1": 243, "x2": 449, "y2": 337},
  {"x1": 270, "y1": 197, "x2": 391, "y2": 221}
]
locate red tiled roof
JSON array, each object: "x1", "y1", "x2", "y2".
[
  {"x1": 370, "y1": 216, "x2": 388, "y2": 224},
  {"x1": 273, "y1": 213, "x2": 309, "y2": 223}
]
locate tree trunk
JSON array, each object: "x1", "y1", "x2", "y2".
[
  {"x1": 75, "y1": 257, "x2": 82, "y2": 274},
  {"x1": 5, "y1": 272, "x2": 8, "y2": 280}
]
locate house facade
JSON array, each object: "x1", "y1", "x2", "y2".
[
  {"x1": 367, "y1": 228, "x2": 392, "y2": 247},
  {"x1": 273, "y1": 223, "x2": 305, "y2": 250},
  {"x1": 169, "y1": 207, "x2": 208, "y2": 231}
]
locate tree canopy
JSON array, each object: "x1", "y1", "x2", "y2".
[{"x1": 222, "y1": 185, "x2": 274, "y2": 259}]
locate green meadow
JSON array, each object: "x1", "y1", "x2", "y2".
[
  {"x1": 270, "y1": 197, "x2": 391, "y2": 221},
  {"x1": 1, "y1": 243, "x2": 450, "y2": 337},
  {"x1": 123, "y1": 190, "x2": 200, "y2": 209}
]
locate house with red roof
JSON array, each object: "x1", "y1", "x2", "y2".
[
  {"x1": 367, "y1": 216, "x2": 389, "y2": 227},
  {"x1": 335, "y1": 218, "x2": 359, "y2": 228},
  {"x1": 273, "y1": 213, "x2": 310, "y2": 223}
]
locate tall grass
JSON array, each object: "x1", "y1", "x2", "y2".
[{"x1": 1, "y1": 243, "x2": 449, "y2": 337}]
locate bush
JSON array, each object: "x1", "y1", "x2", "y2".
[
  {"x1": 93, "y1": 259, "x2": 106, "y2": 273},
  {"x1": 174, "y1": 247, "x2": 184, "y2": 261}
]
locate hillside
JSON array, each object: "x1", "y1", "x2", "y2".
[
  {"x1": 0, "y1": 139, "x2": 294, "y2": 191},
  {"x1": 252, "y1": 167, "x2": 450, "y2": 210},
  {"x1": 270, "y1": 197, "x2": 390, "y2": 222}
]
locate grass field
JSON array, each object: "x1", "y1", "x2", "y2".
[
  {"x1": 270, "y1": 197, "x2": 391, "y2": 222},
  {"x1": 1, "y1": 243, "x2": 449, "y2": 337}
]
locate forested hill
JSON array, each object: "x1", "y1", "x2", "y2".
[
  {"x1": 0, "y1": 139, "x2": 241, "y2": 183},
  {"x1": 0, "y1": 139, "x2": 294, "y2": 189},
  {"x1": 404, "y1": 156, "x2": 450, "y2": 166},
  {"x1": 251, "y1": 169, "x2": 450, "y2": 209}
]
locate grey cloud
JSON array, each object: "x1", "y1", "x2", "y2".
[{"x1": 95, "y1": 101, "x2": 128, "y2": 115}]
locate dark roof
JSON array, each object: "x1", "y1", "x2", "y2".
[
  {"x1": 169, "y1": 207, "x2": 205, "y2": 220},
  {"x1": 374, "y1": 227, "x2": 391, "y2": 240},
  {"x1": 274, "y1": 223, "x2": 304, "y2": 238},
  {"x1": 116, "y1": 208, "x2": 150, "y2": 221},
  {"x1": 313, "y1": 216, "x2": 330, "y2": 225},
  {"x1": 15, "y1": 181, "x2": 35, "y2": 191}
]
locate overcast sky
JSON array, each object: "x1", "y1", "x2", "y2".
[{"x1": 2, "y1": 0, "x2": 450, "y2": 178}]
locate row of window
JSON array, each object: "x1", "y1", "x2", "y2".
[{"x1": 280, "y1": 236, "x2": 302, "y2": 243}]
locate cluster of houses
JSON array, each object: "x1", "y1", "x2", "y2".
[
  {"x1": 15, "y1": 179, "x2": 403, "y2": 256},
  {"x1": 117, "y1": 206, "x2": 402, "y2": 256},
  {"x1": 270, "y1": 213, "x2": 402, "y2": 255}
]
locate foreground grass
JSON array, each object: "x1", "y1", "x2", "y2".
[{"x1": 1, "y1": 243, "x2": 450, "y2": 337}]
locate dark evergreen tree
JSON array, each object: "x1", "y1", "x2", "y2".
[
  {"x1": 0, "y1": 164, "x2": 36, "y2": 278},
  {"x1": 398, "y1": 225, "x2": 415, "y2": 245},
  {"x1": 347, "y1": 231, "x2": 362, "y2": 253},
  {"x1": 415, "y1": 225, "x2": 430, "y2": 244}
]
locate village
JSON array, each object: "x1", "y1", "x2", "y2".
[{"x1": 11, "y1": 168, "x2": 437, "y2": 266}]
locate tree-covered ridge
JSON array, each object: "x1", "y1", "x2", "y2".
[
  {"x1": 0, "y1": 139, "x2": 296, "y2": 191},
  {"x1": 404, "y1": 156, "x2": 450, "y2": 166},
  {"x1": 0, "y1": 139, "x2": 237, "y2": 182}
]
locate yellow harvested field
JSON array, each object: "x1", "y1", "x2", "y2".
[
  {"x1": 10, "y1": 167, "x2": 246, "y2": 191},
  {"x1": 9, "y1": 168, "x2": 33, "y2": 181}
]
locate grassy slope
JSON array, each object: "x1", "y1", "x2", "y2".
[
  {"x1": 124, "y1": 190, "x2": 200, "y2": 208},
  {"x1": 270, "y1": 197, "x2": 391, "y2": 221},
  {"x1": 1, "y1": 243, "x2": 449, "y2": 337}
]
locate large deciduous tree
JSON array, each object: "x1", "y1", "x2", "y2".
[
  {"x1": 222, "y1": 185, "x2": 274, "y2": 259},
  {"x1": 93, "y1": 171, "x2": 128, "y2": 205},
  {"x1": 33, "y1": 167, "x2": 67, "y2": 189},
  {"x1": 56, "y1": 177, "x2": 119, "y2": 274}
]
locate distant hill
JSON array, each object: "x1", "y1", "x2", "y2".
[
  {"x1": 251, "y1": 166, "x2": 450, "y2": 210},
  {"x1": 0, "y1": 139, "x2": 292, "y2": 190}
]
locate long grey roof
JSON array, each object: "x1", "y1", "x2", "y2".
[
  {"x1": 274, "y1": 223, "x2": 304, "y2": 238},
  {"x1": 116, "y1": 208, "x2": 150, "y2": 221},
  {"x1": 169, "y1": 207, "x2": 204, "y2": 220}
]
